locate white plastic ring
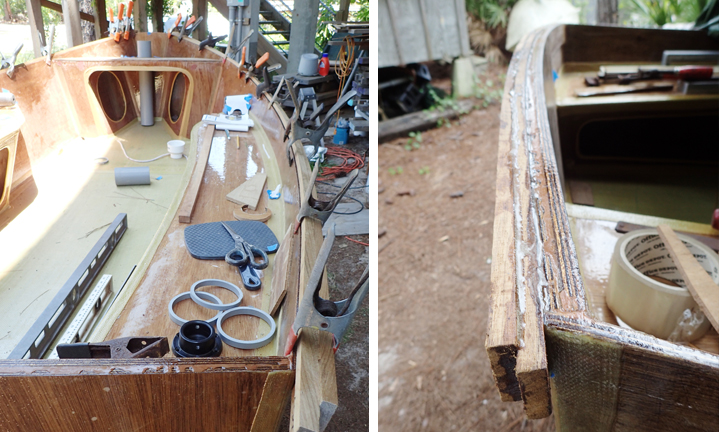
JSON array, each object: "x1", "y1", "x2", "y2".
[
  {"x1": 190, "y1": 279, "x2": 243, "y2": 311},
  {"x1": 216, "y1": 307, "x2": 277, "y2": 349},
  {"x1": 168, "y1": 291, "x2": 223, "y2": 326}
]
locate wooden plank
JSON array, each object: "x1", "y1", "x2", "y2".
[
  {"x1": 26, "y1": 0, "x2": 45, "y2": 58},
  {"x1": 657, "y1": 225, "x2": 719, "y2": 333},
  {"x1": 291, "y1": 141, "x2": 337, "y2": 432},
  {"x1": 226, "y1": 172, "x2": 267, "y2": 210},
  {"x1": 41, "y1": 0, "x2": 96, "y2": 23},
  {"x1": 178, "y1": 125, "x2": 215, "y2": 224},
  {"x1": 378, "y1": 98, "x2": 475, "y2": 142},
  {"x1": 616, "y1": 221, "x2": 719, "y2": 252},
  {"x1": 0, "y1": 358, "x2": 287, "y2": 431},
  {"x1": 270, "y1": 226, "x2": 299, "y2": 316},
  {"x1": 249, "y1": 370, "x2": 295, "y2": 432},
  {"x1": 322, "y1": 203, "x2": 369, "y2": 236}
]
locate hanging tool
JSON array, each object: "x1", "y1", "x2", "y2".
[
  {"x1": 294, "y1": 162, "x2": 359, "y2": 234},
  {"x1": 114, "y1": 3, "x2": 125, "y2": 42},
  {"x1": 576, "y1": 81, "x2": 675, "y2": 97},
  {"x1": 39, "y1": 25, "x2": 55, "y2": 65},
  {"x1": 184, "y1": 16, "x2": 203, "y2": 37},
  {"x1": 255, "y1": 63, "x2": 282, "y2": 98},
  {"x1": 597, "y1": 65, "x2": 716, "y2": 84},
  {"x1": 284, "y1": 78, "x2": 358, "y2": 164},
  {"x1": 168, "y1": 13, "x2": 182, "y2": 39},
  {"x1": 199, "y1": 33, "x2": 226, "y2": 51},
  {"x1": 1, "y1": 43, "x2": 24, "y2": 79},
  {"x1": 178, "y1": 15, "x2": 195, "y2": 42},
  {"x1": 123, "y1": 1, "x2": 133, "y2": 41},
  {"x1": 284, "y1": 224, "x2": 369, "y2": 355},
  {"x1": 245, "y1": 52, "x2": 270, "y2": 83},
  {"x1": 57, "y1": 336, "x2": 169, "y2": 359},
  {"x1": 221, "y1": 221, "x2": 269, "y2": 291}
]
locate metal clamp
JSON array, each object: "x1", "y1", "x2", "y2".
[
  {"x1": 216, "y1": 306, "x2": 276, "y2": 349},
  {"x1": 294, "y1": 162, "x2": 359, "y2": 234},
  {"x1": 284, "y1": 77, "x2": 358, "y2": 165},
  {"x1": 199, "y1": 33, "x2": 227, "y2": 51},
  {"x1": 168, "y1": 291, "x2": 224, "y2": 326},
  {"x1": 1, "y1": 43, "x2": 24, "y2": 79},
  {"x1": 285, "y1": 224, "x2": 369, "y2": 355},
  {"x1": 40, "y1": 25, "x2": 55, "y2": 65}
]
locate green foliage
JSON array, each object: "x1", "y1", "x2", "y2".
[
  {"x1": 628, "y1": 0, "x2": 707, "y2": 25},
  {"x1": 405, "y1": 131, "x2": 422, "y2": 151},
  {"x1": 388, "y1": 166, "x2": 404, "y2": 175},
  {"x1": 427, "y1": 87, "x2": 460, "y2": 112},
  {"x1": 418, "y1": 166, "x2": 430, "y2": 175},
  {"x1": 353, "y1": 0, "x2": 369, "y2": 22},
  {"x1": 465, "y1": 0, "x2": 519, "y2": 29},
  {"x1": 316, "y1": 1, "x2": 337, "y2": 50},
  {"x1": 474, "y1": 77, "x2": 504, "y2": 107}
]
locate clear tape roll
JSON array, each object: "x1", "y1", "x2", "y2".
[{"x1": 607, "y1": 229, "x2": 719, "y2": 341}]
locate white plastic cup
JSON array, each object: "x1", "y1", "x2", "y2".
[{"x1": 167, "y1": 140, "x2": 185, "y2": 159}]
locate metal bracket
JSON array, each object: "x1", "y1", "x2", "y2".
[
  {"x1": 285, "y1": 224, "x2": 369, "y2": 355},
  {"x1": 9, "y1": 213, "x2": 128, "y2": 359},
  {"x1": 294, "y1": 162, "x2": 359, "y2": 234},
  {"x1": 56, "y1": 336, "x2": 169, "y2": 359}
]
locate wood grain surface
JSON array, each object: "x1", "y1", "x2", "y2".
[{"x1": 178, "y1": 124, "x2": 215, "y2": 223}]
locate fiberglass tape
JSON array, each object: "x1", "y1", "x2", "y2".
[{"x1": 606, "y1": 228, "x2": 719, "y2": 341}]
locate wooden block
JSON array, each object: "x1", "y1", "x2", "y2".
[
  {"x1": 569, "y1": 181, "x2": 594, "y2": 206},
  {"x1": 269, "y1": 226, "x2": 300, "y2": 316},
  {"x1": 226, "y1": 173, "x2": 267, "y2": 210},
  {"x1": 249, "y1": 370, "x2": 295, "y2": 432},
  {"x1": 177, "y1": 125, "x2": 215, "y2": 224},
  {"x1": 657, "y1": 225, "x2": 719, "y2": 334}
]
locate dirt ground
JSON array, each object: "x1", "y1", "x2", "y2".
[{"x1": 378, "y1": 63, "x2": 555, "y2": 432}]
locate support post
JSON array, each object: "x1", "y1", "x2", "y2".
[
  {"x1": 95, "y1": 0, "x2": 108, "y2": 35},
  {"x1": 151, "y1": 0, "x2": 163, "y2": 33},
  {"x1": 136, "y1": 0, "x2": 148, "y2": 32},
  {"x1": 336, "y1": 0, "x2": 350, "y2": 22},
  {"x1": 287, "y1": 0, "x2": 320, "y2": 75},
  {"x1": 25, "y1": 0, "x2": 45, "y2": 58},
  {"x1": 62, "y1": 0, "x2": 84, "y2": 47},
  {"x1": 192, "y1": 0, "x2": 207, "y2": 41},
  {"x1": 595, "y1": 0, "x2": 618, "y2": 24}
]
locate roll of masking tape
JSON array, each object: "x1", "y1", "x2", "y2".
[{"x1": 607, "y1": 229, "x2": 719, "y2": 341}]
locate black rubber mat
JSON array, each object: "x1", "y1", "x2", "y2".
[{"x1": 184, "y1": 221, "x2": 279, "y2": 260}]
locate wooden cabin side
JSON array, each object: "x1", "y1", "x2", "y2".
[
  {"x1": 487, "y1": 24, "x2": 719, "y2": 430},
  {"x1": 0, "y1": 33, "x2": 335, "y2": 432}
]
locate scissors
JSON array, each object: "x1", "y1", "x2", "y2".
[{"x1": 221, "y1": 222, "x2": 269, "y2": 291}]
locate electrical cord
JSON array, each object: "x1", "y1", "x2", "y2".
[
  {"x1": 117, "y1": 140, "x2": 186, "y2": 163},
  {"x1": 316, "y1": 191, "x2": 365, "y2": 215}
]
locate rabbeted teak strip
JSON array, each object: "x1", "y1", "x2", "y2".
[{"x1": 486, "y1": 25, "x2": 586, "y2": 419}]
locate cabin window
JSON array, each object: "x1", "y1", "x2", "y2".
[
  {"x1": 169, "y1": 73, "x2": 187, "y2": 123},
  {"x1": 0, "y1": 147, "x2": 7, "y2": 203},
  {"x1": 96, "y1": 71, "x2": 127, "y2": 122}
]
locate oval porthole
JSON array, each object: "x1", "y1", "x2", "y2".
[
  {"x1": 96, "y1": 71, "x2": 126, "y2": 122},
  {"x1": 169, "y1": 73, "x2": 187, "y2": 123}
]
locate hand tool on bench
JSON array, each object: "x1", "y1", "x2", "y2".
[
  {"x1": 576, "y1": 81, "x2": 675, "y2": 97},
  {"x1": 57, "y1": 336, "x2": 169, "y2": 359},
  {"x1": 284, "y1": 77, "x2": 358, "y2": 164},
  {"x1": 199, "y1": 33, "x2": 226, "y2": 51},
  {"x1": 168, "y1": 13, "x2": 182, "y2": 39},
  {"x1": 114, "y1": 3, "x2": 125, "y2": 42},
  {"x1": 294, "y1": 162, "x2": 359, "y2": 234},
  {"x1": 597, "y1": 65, "x2": 716, "y2": 84},
  {"x1": 221, "y1": 221, "x2": 269, "y2": 291},
  {"x1": 184, "y1": 15, "x2": 203, "y2": 37},
  {"x1": 245, "y1": 52, "x2": 270, "y2": 83},
  {"x1": 284, "y1": 223, "x2": 369, "y2": 355},
  {"x1": 178, "y1": 15, "x2": 195, "y2": 42},
  {"x1": 123, "y1": 1, "x2": 133, "y2": 41}
]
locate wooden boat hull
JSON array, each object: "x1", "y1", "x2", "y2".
[
  {"x1": 486, "y1": 24, "x2": 719, "y2": 430},
  {"x1": 0, "y1": 33, "x2": 334, "y2": 431}
]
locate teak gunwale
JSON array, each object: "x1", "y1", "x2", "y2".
[
  {"x1": 486, "y1": 24, "x2": 719, "y2": 430},
  {"x1": 0, "y1": 33, "x2": 335, "y2": 432}
]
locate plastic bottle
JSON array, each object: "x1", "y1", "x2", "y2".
[{"x1": 318, "y1": 53, "x2": 330, "y2": 76}]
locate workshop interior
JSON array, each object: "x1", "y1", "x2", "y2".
[{"x1": 0, "y1": 0, "x2": 368, "y2": 430}]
